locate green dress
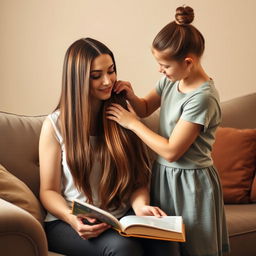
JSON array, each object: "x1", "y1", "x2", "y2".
[{"x1": 151, "y1": 76, "x2": 230, "y2": 256}]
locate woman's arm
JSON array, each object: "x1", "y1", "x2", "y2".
[
  {"x1": 107, "y1": 105, "x2": 202, "y2": 162},
  {"x1": 114, "y1": 80, "x2": 161, "y2": 118},
  {"x1": 39, "y1": 118, "x2": 109, "y2": 239},
  {"x1": 39, "y1": 118, "x2": 72, "y2": 223},
  {"x1": 130, "y1": 186, "x2": 166, "y2": 217}
]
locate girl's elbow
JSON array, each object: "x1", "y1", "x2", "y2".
[{"x1": 164, "y1": 152, "x2": 180, "y2": 163}]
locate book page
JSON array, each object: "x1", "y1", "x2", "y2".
[{"x1": 119, "y1": 216, "x2": 182, "y2": 233}]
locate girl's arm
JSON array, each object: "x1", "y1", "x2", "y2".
[
  {"x1": 39, "y1": 118, "x2": 109, "y2": 239},
  {"x1": 107, "y1": 105, "x2": 202, "y2": 162},
  {"x1": 114, "y1": 80, "x2": 161, "y2": 118},
  {"x1": 130, "y1": 186, "x2": 166, "y2": 217}
]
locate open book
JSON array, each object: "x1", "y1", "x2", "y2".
[{"x1": 71, "y1": 200, "x2": 185, "y2": 242}]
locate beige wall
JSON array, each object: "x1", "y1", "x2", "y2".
[{"x1": 1, "y1": 0, "x2": 255, "y2": 115}]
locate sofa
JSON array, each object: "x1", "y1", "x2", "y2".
[{"x1": 0, "y1": 93, "x2": 255, "y2": 256}]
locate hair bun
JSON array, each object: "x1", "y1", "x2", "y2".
[{"x1": 175, "y1": 6, "x2": 194, "y2": 25}]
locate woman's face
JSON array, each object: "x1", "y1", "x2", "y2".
[
  {"x1": 89, "y1": 54, "x2": 116, "y2": 101},
  {"x1": 152, "y1": 48, "x2": 189, "y2": 82}
]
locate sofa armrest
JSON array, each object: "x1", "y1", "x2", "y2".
[{"x1": 0, "y1": 198, "x2": 48, "y2": 256}]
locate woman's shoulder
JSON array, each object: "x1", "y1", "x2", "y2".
[
  {"x1": 40, "y1": 117, "x2": 56, "y2": 140},
  {"x1": 42, "y1": 110, "x2": 63, "y2": 143},
  {"x1": 47, "y1": 110, "x2": 60, "y2": 122}
]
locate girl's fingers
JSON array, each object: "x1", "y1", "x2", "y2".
[
  {"x1": 106, "y1": 104, "x2": 125, "y2": 117},
  {"x1": 110, "y1": 103, "x2": 123, "y2": 110},
  {"x1": 114, "y1": 81, "x2": 132, "y2": 94},
  {"x1": 106, "y1": 115, "x2": 117, "y2": 121},
  {"x1": 106, "y1": 109, "x2": 120, "y2": 119},
  {"x1": 127, "y1": 102, "x2": 136, "y2": 114}
]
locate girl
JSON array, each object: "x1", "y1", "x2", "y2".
[
  {"x1": 39, "y1": 38, "x2": 173, "y2": 256},
  {"x1": 107, "y1": 6, "x2": 230, "y2": 256}
]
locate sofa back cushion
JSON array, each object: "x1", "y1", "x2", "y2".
[
  {"x1": 0, "y1": 111, "x2": 45, "y2": 197},
  {"x1": 220, "y1": 93, "x2": 256, "y2": 129}
]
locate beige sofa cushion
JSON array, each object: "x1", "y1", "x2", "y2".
[
  {"x1": 212, "y1": 127, "x2": 256, "y2": 203},
  {"x1": 220, "y1": 93, "x2": 256, "y2": 129},
  {"x1": 0, "y1": 111, "x2": 45, "y2": 197},
  {"x1": 0, "y1": 164, "x2": 45, "y2": 224}
]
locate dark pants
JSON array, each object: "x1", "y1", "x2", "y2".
[{"x1": 45, "y1": 220, "x2": 178, "y2": 256}]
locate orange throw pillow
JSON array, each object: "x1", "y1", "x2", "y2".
[
  {"x1": 250, "y1": 176, "x2": 256, "y2": 202},
  {"x1": 212, "y1": 127, "x2": 256, "y2": 203}
]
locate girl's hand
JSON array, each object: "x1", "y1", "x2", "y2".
[
  {"x1": 114, "y1": 80, "x2": 135, "y2": 101},
  {"x1": 107, "y1": 103, "x2": 139, "y2": 129},
  {"x1": 134, "y1": 205, "x2": 167, "y2": 217},
  {"x1": 69, "y1": 215, "x2": 110, "y2": 240}
]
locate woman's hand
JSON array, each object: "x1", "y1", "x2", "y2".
[
  {"x1": 114, "y1": 80, "x2": 135, "y2": 101},
  {"x1": 69, "y1": 214, "x2": 110, "y2": 240},
  {"x1": 130, "y1": 187, "x2": 167, "y2": 217},
  {"x1": 134, "y1": 205, "x2": 167, "y2": 217},
  {"x1": 107, "y1": 103, "x2": 139, "y2": 130}
]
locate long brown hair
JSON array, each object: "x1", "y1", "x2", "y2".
[
  {"x1": 152, "y1": 6, "x2": 205, "y2": 61},
  {"x1": 99, "y1": 92, "x2": 150, "y2": 209},
  {"x1": 56, "y1": 38, "x2": 150, "y2": 210}
]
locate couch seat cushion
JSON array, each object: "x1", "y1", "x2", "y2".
[{"x1": 225, "y1": 204, "x2": 256, "y2": 237}]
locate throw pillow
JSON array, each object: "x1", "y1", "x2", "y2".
[
  {"x1": 212, "y1": 127, "x2": 256, "y2": 203},
  {"x1": 0, "y1": 164, "x2": 45, "y2": 224},
  {"x1": 250, "y1": 175, "x2": 256, "y2": 202}
]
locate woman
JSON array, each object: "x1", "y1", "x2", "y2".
[{"x1": 39, "y1": 37, "x2": 173, "y2": 256}]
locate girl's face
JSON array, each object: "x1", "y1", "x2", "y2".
[
  {"x1": 152, "y1": 49, "x2": 190, "y2": 82},
  {"x1": 89, "y1": 54, "x2": 116, "y2": 101}
]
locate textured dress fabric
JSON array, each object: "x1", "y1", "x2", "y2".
[{"x1": 151, "y1": 76, "x2": 230, "y2": 256}]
